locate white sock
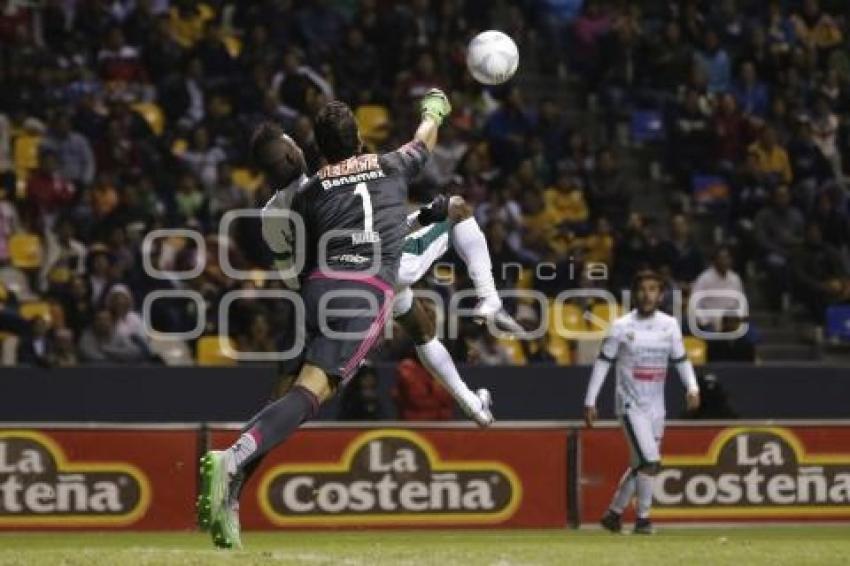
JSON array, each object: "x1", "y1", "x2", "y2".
[
  {"x1": 227, "y1": 433, "x2": 257, "y2": 471},
  {"x1": 610, "y1": 468, "x2": 636, "y2": 514},
  {"x1": 636, "y1": 472, "x2": 655, "y2": 519},
  {"x1": 452, "y1": 218, "x2": 498, "y2": 301},
  {"x1": 416, "y1": 338, "x2": 482, "y2": 413}
]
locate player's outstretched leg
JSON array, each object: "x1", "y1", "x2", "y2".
[
  {"x1": 396, "y1": 293, "x2": 494, "y2": 426},
  {"x1": 447, "y1": 196, "x2": 523, "y2": 335},
  {"x1": 200, "y1": 365, "x2": 332, "y2": 548}
]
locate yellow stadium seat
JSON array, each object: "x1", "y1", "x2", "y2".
[
  {"x1": 13, "y1": 134, "x2": 41, "y2": 177},
  {"x1": 684, "y1": 335, "x2": 708, "y2": 366},
  {"x1": 222, "y1": 34, "x2": 242, "y2": 57},
  {"x1": 231, "y1": 167, "x2": 264, "y2": 193},
  {"x1": 19, "y1": 301, "x2": 52, "y2": 323},
  {"x1": 355, "y1": 105, "x2": 390, "y2": 147},
  {"x1": 9, "y1": 233, "x2": 43, "y2": 269},
  {"x1": 132, "y1": 102, "x2": 165, "y2": 136},
  {"x1": 197, "y1": 336, "x2": 237, "y2": 366},
  {"x1": 499, "y1": 337, "x2": 527, "y2": 365},
  {"x1": 547, "y1": 334, "x2": 572, "y2": 365},
  {"x1": 549, "y1": 302, "x2": 586, "y2": 339},
  {"x1": 516, "y1": 268, "x2": 533, "y2": 290},
  {"x1": 171, "y1": 138, "x2": 188, "y2": 155},
  {"x1": 588, "y1": 302, "x2": 621, "y2": 333}
]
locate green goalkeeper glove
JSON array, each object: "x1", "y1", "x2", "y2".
[{"x1": 420, "y1": 88, "x2": 452, "y2": 126}]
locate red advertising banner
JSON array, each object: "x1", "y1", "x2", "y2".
[
  {"x1": 0, "y1": 428, "x2": 198, "y2": 530},
  {"x1": 580, "y1": 424, "x2": 850, "y2": 523},
  {"x1": 210, "y1": 427, "x2": 569, "y2": 529}
]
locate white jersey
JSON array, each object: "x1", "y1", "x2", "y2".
[{"x1": 587, "y1": 310, "x2": 696, "y2": 416}]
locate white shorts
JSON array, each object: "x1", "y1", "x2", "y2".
[
  {"x1": 393, "y1": 221, "x2": 451, "y2": 317},
  {"x1": 620, "y1": 405, "x2": 664, "y2": 468}
]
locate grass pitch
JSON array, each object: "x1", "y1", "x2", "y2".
[{"x1": 0, "y1": 527, "x2": 848, "y2": 566}]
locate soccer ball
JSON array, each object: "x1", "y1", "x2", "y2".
[{"x1": 466, "y1": 30, "x2": 519, "y2": 85}]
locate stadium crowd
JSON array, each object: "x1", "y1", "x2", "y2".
[{"x1": 0, "y1": 0, "x2": 847, "y2": 371}]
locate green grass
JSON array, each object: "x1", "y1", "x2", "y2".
[{"x1": 0, "y1": 527, "x2": 848, "y2": 566}]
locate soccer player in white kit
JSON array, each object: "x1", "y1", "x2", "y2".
[{"x1": 583, "y1": 270, "x2": 701, "y2": 534}]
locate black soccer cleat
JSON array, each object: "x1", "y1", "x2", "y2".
[
  {"x1": 600, "y1": 510, "x2": 622, "y2": 533},
  {"x1": 633, "y1": 517, "x2": 655, "y2": 535}
]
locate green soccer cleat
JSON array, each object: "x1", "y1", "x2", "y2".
[
  {"x1": 211, "y1": 500, "x2": 242, "y2": 550},
  {"x1": 196, "y1": 450, "x2": 231, "y2": 533}
]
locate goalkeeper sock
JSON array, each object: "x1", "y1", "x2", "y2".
[
  {"x1": 609, "y1": 468, "x2": 637, "y2": 514},
  {"x1": 452, "y1": 218, "x2": 498, "y2": 303},
  {"x1": 416, "y1": 338, "x2": 482, "y2": 414},
  {"x1": 636, "y1": 471, "x2": 655, "y2": 519},
  {"x1": 226, "y1": 386, "x2": 319, "y2": 472}
]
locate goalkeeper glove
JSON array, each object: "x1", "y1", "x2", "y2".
[{"x1": 420, "y1": 88, "x2": 452, "y2": 126}]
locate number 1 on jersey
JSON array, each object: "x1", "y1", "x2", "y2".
[{"x1": 354, "y1": 182, "x2": 374, "y2": 233}]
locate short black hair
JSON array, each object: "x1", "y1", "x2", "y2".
[
  {"x1": 314, "y1": 101, "x2": 360, "y2": 164},
  {"x1": 250, "y1": 122, "x2": 306, "y2": 188}
]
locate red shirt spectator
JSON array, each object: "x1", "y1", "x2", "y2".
[
  {"x1": 393, "y1": 358, "x2": 454, "y2": 421},
  {"x1": 26, "y1": 152, "x2": 75, "y2": 221}
]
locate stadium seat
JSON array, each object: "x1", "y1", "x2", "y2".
[
  {"x1": 13, "y1": 133, "x2": 41, "y2": 177},
  {"x1": 516, "y1": 268, "x2": 533, "y2": 290},
  {"x1": 222, "y1": 34, "x2": 242, "y2": 57},
  {"x1": 132, "y1": 102, "x2": 165, "y2": 136},
  {"x1": 355, "y1": 105, "x2": 390, "y2": 148},
  {"x1": 825, "y1": 306, "x2": 850, "y2": 341},
  {"x1": 547, "y1": 335, "x2": 572, "y2": 365},
  {"x1": 588, "y1": 302, "x2": 620, "y2": 333},
  {"x1": 684, "y1": 335, "x2": 708, "y2": 366},
  {"x1": 19, "y1": 301, "x2": 53, "y2": 324},
  {"x1": 549, "y1": 302, "x2": 586, "y2": 339},
  {"x1": 171, "y1": 138, "x2": 188, "y2": 155},
  {"x1": 630, "y1": 109, "x2": 665, "y2": 143},
  {"x1": 231, "y1": 167, "x2": 264, "y2": 193},
  {"x1": 499, "y1": 337, "x2": 527, "y2": 366},
  {"x1": 196, "y1": 336, "x2": 237, "y2": 366},
  {"x1": 8, "y1": 233, "x2": 43, "y2": 269}
]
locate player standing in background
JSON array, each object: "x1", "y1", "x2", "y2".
[
  {"x1": 197, "y1": 89, "x2": 452, "y2": 549},
  {"x1": 583, "y1": 270, "x2": 701, "y2": 534}
]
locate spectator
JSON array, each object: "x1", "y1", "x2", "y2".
[
  {"x1": 713, "y1": 93, "x2": 750, "y2": 168},
  {"x1": 26, "y1": 148, "x2": 75, "y2": 229},
  {"x1": 649, "y1": 20, "x2": 693, "y2": 93},
  {"x1": 809, "y1": 94, "x2": 842, "y2": 184},
  {"x1": 706, "y1": 315, "x2": 756, "y2": 362},
  {"x1": 470, "y1": 332, "x2": 513, "y2": 366},
  {"x1": 338, "y1": 366, "x2": 385, "y2": 420},
  {"x1": 655, "y1": 214, "x2": 705, "y2": 286},
  {"x1": 49, "y1": 328, "x2": 79, "y2": 367},
  {"x1": 0, "y1": 187, "x2": 20, "y2": 264},
  {"x1": 43, "y1": 112, "x2": 96, "y2": 188},
  {"x1": 589, "y1": 148, "x2": 630, "y2": 227},
  {"x1": 393, "y1": 357, "x2": 454, "y2": 421},
  {"x1": 78, "y1": 308, "x2": 147, "y2": 364},
  {"x1": 208, "y1": 162, "x2": 249, "y2": 222},
  {"x1": 748, "y1": 126, "x2": 793, "y2": 185},
  {"x1": 691, "y1": 246, "x2": 745, "y2": 331},
  {"x1": 694, "y1": 29, "x2": 732, "y2": 94},
  {"x1": 40, "y1": 217, "x2": 86, "y2": 291},
  {"x1": 235, "y1": 311, "x2": 277, "y2": 356},
  {"x1": 16, "y1": 315, "x2": 53, "y2": 367},
  {"x1": 105, "y1": 284, "x2": 147, "y2": 346},
  {"x1": 791, "y1": 223, "x2": 849, "y2": 320},
  {"x1": 732, "y1": 61, "x2": 769, "y2": 118},
  {"x1": 180, "y1": 126, "x2": 227, "y2": 191},
  {"x1": 754, "y1": 185, "x2": 805, "y2": 309},
  {"x1": 544, "y1": 173, "x2": 589, "y2": 235},
  {"x1": 174, "y1": 172, "x2": 206, "y2": 226}
]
